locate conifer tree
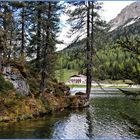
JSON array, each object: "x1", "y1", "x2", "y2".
[
  {"x1": 0, "y1": 29, "x2": 4, "y2": 72},
  {"x1": 67, "y1": 1, "x2": 104, "y2": 99},
  {"x1": 0, "y1": 2, "x2": 14, "y2": 59},
  {"x1": 39, "y1": 2, "x2": 61, "y2": 95}
]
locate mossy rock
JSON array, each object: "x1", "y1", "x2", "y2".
[
  {"x1": 75, "y1": 92, "x2": 86, "y2": 96},
  {"x1": 4, "y1": 61, "x2": 28, "y2": 78},
  {"x1": 43, "y1": 92, "x2": 69, "y2": 111},
  {"x1": 0, "y1": 116, "x2": 13, "y2": 122},
  {"x1": 53, "y1": 82, "x2": 70, "y2": 96},
  {"x1": 44, "y1": 82, "x2": 70, "y2": 96},
  {"x1": 0, "y1": 92, "x2": 49, "y2": 123},
  {"x1": 68, "y1": 96, "x2": 89, "y2": 108}
]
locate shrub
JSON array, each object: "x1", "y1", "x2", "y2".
[{"x1": 0, "y1": 74, "x2": 14, "y2": 94}]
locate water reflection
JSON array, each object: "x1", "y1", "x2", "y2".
[
  {"x1": 53, "y1": 110, "x2": 89, "y2": 139},
  {"x1": 0, "y1": 94, "x2": 139, "y2": 139}
]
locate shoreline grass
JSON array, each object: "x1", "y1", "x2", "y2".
[{"x1": 68, "y1": 84, "x2": 129, "y2": 88}]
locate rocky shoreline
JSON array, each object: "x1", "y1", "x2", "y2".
[
  {"x1": 0, "y1": 92, "x2": 89, "y2": 123},
  {"x1": 0, "y1": 62, "x2": 89, "y2": 124}
]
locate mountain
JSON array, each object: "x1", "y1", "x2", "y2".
[
  {"x1": 58, "y1": 2, "x2": 140, "y2": 82},
  {"x1": 109, "y1": 2, "x2": 140, "y2": 31},
  {"x1": 61, "y1": 2, "x2": 140, "y2": 52}
]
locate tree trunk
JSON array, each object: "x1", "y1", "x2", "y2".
[
  {"x1": 0, "y1": 49, "x2": 3, "y2": 72},
  {"x1": 40, "y1": 2, "x2": 51, "y2": 95},
  {"x1": 3, "y1": 4, "x2": 8, "y2": 59},
  {"x1": 91, "y1": 1, "x2": 94, "y2": 81},
  {"x1": 36, "y1": 2, "x2": 41, "y2": 67},
  {"x1": 21, "y1": 7, "x2": 25, "y2": 56},
  {"x1": 86, "y1": 1, "x2": 92, "y2": 99},
  {"x1": 8, "y1": 31, "x2": 13, "y2": 60},
  {"x1": 91, "y1": 1, "x2": 94, "y2": 51}
]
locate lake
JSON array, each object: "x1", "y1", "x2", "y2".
[{"x1": 0, "y1": 91, "x2": 139, "y2": 139}]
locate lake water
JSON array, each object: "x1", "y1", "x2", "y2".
[{"x1": 0, "y1": 92, "x2": 140, "y2": 139}]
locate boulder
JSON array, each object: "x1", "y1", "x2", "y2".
[
  {"x1": 75, "y1": 92, "x2": 86, "y2": 96},
  {"x1": 52, "y1": 82, "x2": 70, "y2": 96},
  {"x1": 68, "y1": 95, "x2": 89, "y2": 108},
  {"x1": 2, "y1": 63, "x2": 29, "y2": 96}
]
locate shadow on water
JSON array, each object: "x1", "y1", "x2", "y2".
[
  {"x1": 0, "y1": 93, "x2": 139, "y2": 139},
  {"x1": 120, "y1": 112, "x2": 140, "y2": 137},
  {"x1": 0, "y1": 110, "x2": 71, "y2": 138}
]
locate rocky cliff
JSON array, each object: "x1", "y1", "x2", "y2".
[
  {"x1": 2, "y1": 62, "x2": 30, "y2": 96},
  {"x1": 0, "y1": 65, "x2": 89, "y2": 123},
  {"x1": 109, "y1": 2, "x2": 140, "y2": 31}
]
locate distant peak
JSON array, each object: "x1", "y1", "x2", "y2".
[{"x1": 109, "y1": 2, "x2": 140, "y2": 31}]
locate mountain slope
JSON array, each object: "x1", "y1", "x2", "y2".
[
  {"x1": 109, "y1": 2, "x2": 140, "y2": 31},
  {"x1": 61, "y1": 2, "x2": 140, "y2": 52}
]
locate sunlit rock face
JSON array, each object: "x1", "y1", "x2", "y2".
[
  {"x1": 2, "y1": 64, "x2": 29, "y2": 96},
  {"x1": 109, "y1": 2, "x2": 140, "y2": 31}
]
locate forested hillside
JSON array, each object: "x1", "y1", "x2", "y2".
[{"x1": 57, "y1": 2, "x2": 140, "y2": 84}]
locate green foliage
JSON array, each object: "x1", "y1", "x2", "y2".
[
  {"x1": 109, "y1": 19, "x2": 140, "y2": 41},
  {"x1": 0, "y1": 74, "x2": 14, "y2": 94},
  {"x1": 26, "y1": 62, "x2": 40, "y2": 96},
  {"x1": 94, "y1": 42, "x2": 140, "y2": 83},
  {"x1": 28, "y1": 78, "x2": 39, "y2": 96},
  {"x1": 117, "y1": 35, "x2": 140, "y2": 58},
  {"x1": 55, "y1": 69, "x2": 78, "y2": 82},
  {"x1": 0, "y1": 1, "x2": 64, "y2": 95},
  {"x1": 58, "y1": 35, "x2": 140, "y2": 84}
]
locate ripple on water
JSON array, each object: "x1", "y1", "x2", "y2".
[
  {"x1": 53, "y1": 113, "x2": 89, "y2": 139},
  {"x1": 0, "y1": 93, "x2": 139, "y2": 139}
]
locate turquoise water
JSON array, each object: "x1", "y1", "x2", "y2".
[{"x1": 0, "y1": 93, "x2": 139, "y2": 139}]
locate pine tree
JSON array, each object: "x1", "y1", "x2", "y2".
[
  {"x1": 36, "y1": 2, "x2": 42, "y2": 66},
  {"x1": 0, "y1": 2, "x2": 14, "y2": 59},
  {"x1": 86, "y1": 1, "x2": 91, "y2": 99},
  {"x1": 67, "y1": 1, "x2": 104, "y2": 99},
  {"x1": 39, "y1": 2, "x2": 62, "y2": 95},
  {"x1": 27, "y1": 2, "x2": 45, "y2": 68},
  {"x1": 0, "y1": 29, "x2": 4, "y2": 72},
  {"x1": 11, "y1": 2, "x2": 30, "y2": 59}
]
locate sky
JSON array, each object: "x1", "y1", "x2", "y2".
[
  {"x1": 100, "y1": 1, "x2": 134, "y2": 22},
  {"x1": 56, "y1": 1, "x2": 134, "y2": 51}
]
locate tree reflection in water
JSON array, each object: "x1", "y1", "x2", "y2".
[{"x1": 0, "y1": 95, "x2": 139, "y2": 139}]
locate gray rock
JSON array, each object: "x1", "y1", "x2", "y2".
[
  {"x1": 109, "y1": 2, "x2": 140, "y2": 31},
  {"x1": 3, "y1": 65, "x2": 29, "y2": 96}
]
